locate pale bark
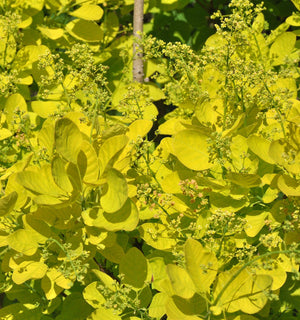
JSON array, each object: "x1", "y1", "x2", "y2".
[{"x1": 133, "y1": 0, "x2": 144, "y2": 83}]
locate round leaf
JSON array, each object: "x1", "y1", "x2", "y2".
[
  {"x1": 70, "y1": 4, "x2": 104, "y2": 21},
  {"x1": 55, "y1": 118, "x2": 83, "y2": 163},
  {"x1": 173, "y1": 130, "x2": 212, "y2": 171},
  {"x1": 119, "y1": 247, "x2": 148, "y2": 288},
  {"x1": 100, "y1": 169, "x2": 128, "y2": 213},
  {"x1": 66, "y1": 19, "x2": 103, "y2": 42},
  {"x1": 7, "y1": 229, "x2": 38, "y2": 256}
]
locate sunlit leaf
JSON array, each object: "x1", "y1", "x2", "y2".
[
  {"x1": 12, "y1": 260, "x2": 47, "y2": 285},
  {"x1": 0, "y1": 128, "x2": 12, "y2": 140},
  {"x1": 0, "y1": 191, "x2": 18, "y2": 216},
  {"x1": 52, "y1": 156, "x2": 73, "y2": 193},
  {"x1": 31, "y1": 100, "x2": 67, "y2": 118},
  {"x1": 185, "y1": 239, "x2": 218, "y2": 293},
  {"x1": 269, "y1": 32, "x2": 296, "y2": 65},
  {"x1": 245, "y1": 211, "x2": 268, "y2": 237},
  {"x1": 98, "y1": 134, "x2": 128, "y2": 175},
  {"x1": 70, "y1": 4, "x2": 104, "y2": 21},
  {"x1": 4, "y1": 93, "x2": 27, "y2": 128},
  {"x1": 16, "y1": 164, "x2": 69, "y2": 198},
  {"x1": 83, "y1": 281, "x2": 106, "y2": 308},
  {"x1": 38, "y1": 26, "x2": 64, "y2": 39},
  {"x1": 172, "y1": 130, "x2": 212, "y2": 171},
  {"x1": 149, "y1": 292, "x2": 168, "y2": 319},
  {"x1": 66, "y1": 19, "x2": 103, "y2": 42},
  {"x1": 55, "y1": 118, "x2": 83, "y2": 163},
  {"x1": 214, "y1": 267, "x2": 272, "y2": 314},
  {"x1": 87, "y1": 307, "x2": 121, "y2": 320},
  {"x1": 167, "y1": 264, "x2": 196, "y2": 299},
  {"x1": 7, "y1": 229, "x2": 38, "y2": 256},
  {"x1": 77, "y1": 141, "x2": 100, "y2": 184},
  {"x1": 100, "y1": 168, "x2": 128, "y2": 213},
  {"x1": 277, "y1": 174, "x2": 300, "y2": 196},
  {"x1": 247, "y1": 135, "x2": 275, "y2": 164},
  {"x1": 139, "y1": 223, "x2": 177, "y2": 250},
  {"x1": 165, "y1": 295, "x2": 205, "y2": 320},
  {"x1": 83, "y1": 199, "x2": 139, "y2": 231}
]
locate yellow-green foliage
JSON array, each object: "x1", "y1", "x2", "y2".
[{"x1": 0, "y1": 0, "x2": 300, "y2": 319}]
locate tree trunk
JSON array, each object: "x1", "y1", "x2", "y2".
[{"x1": 133, "y1": 0, "x2": 144, "y2": 83}]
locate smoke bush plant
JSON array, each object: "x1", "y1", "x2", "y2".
[{"x1": 0, "y1": 0, "x2": 300, "y2": 319}]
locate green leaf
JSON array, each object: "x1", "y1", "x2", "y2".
[
  {"x1": 230, "y1": 135, "x2": 258, "y2": 173},
  {"x1": 100, "y1": 168, "x2": 128, "y2": 213},
  {"x1": 93, "y1": 269, "x2": 116, "y2": 289},
  {"x1": 0, "y1": 303, "x2": 42, "y2": 320},
  {"x1": 4, "y1": 174, "x2": 30, "y2": 210},
  {"x1": 165, "y1": 295, "x2": 205, "y2": 320},
  {"x1": 185, "y1": 239, "x2": 218, "y2": 293},
  {"x1": 16, "y1": 164, "x2": 69, "y2": 198},
  {"x1": 42, "y1": 268, "x2": 72, "y2": 300},
  {"x1": 149, "y1": 292, "x2": 168, "y2": 319},
  {"x1": 269, "y1": 32, "x2": 296, "y2": 65},
  {"x1": 38, "y1": 26, "x2": 64, "y2": 39},
  {"x1": 66, "y1": 19, "x2": 103, "y2": 42},
  {"x1": 77, "y1": 141, "x2": 100, "y2": 185},
  {"x1": 31, "y1": 100, "x2": 67, "y2": 118},
  {"x1": 167, "y1": 264, "x2": 196, "y2": 299},
  {"x1": 83, "y1": 199, "x2": 139, "y2": 231},
  {"x1": 291, "y1": 0, "x2": 300, "y2": 11},
  {"x1": 84, "y1": 272, "x2": 118, "y2": 307},
  {"x1": 4, "y1": 93, "x2": 27, "y2": 128},
  {"x1": 233, "y1": 316, "x2": 259, "y2": 320},
  {"x1": 12, "y1": 260, "x2": 48, "y2": 284},
  {"x1": 87, "y1": 307, "x2": 121, "y2": 320},
  {"x1": 0, "y1": 128, "x2": 12, "y2": 140},
  {"x1": 100, "y1": 242, "x2": 125, "y2": 264},
  {"x1": 277, "y1": 174, "x2": 300, "y2": 196},
  {"x1": 245, "y1": 211, "x2": 269, "y2": 237},
  {"x1": 149, "y1": 257, "x2": 169, "y2": 292},
  {"x1": 83, "y1": 281, "x2": 106, "y2": 308},
  {"x1": 227, "y1": 172, "x2": 261, "y2": 188},
  {"x1": 269, "y1": 139, "x2": 300, "y2": 174},
  {"x1": 172, "y1": 130, "x2": 212, "y2": 171},
  {"x1": 119, "y1": 247, "x2": 148, "y2": 288},
  {"x1": 127, "y1": 119, "x2": 153, "y2": 141},
  {"x1": 286, "y1": 13, "x2": 300, "y2": 26},
  {"x1": 55, "y1": 292, "x2": 93, "y2": 320},
  {"x1": 55, "y1": 118, "x2": 83, "y2": 163},
  {"x1": 70, "y1": 4, "x2": 104, "y2": 21},
  {"x1": 252, "y1": 13, "x2": 265, "y2": 32},
  {"x1": 38, "y1": 118, "x2": 55, "y2": 156},
  {"x1": 255, "y1": 263, "x2": 286, "y2": 291},
  {"x1": 0, "y1": 191, "x2": 18, "y2": 216},
  {"x1": 52, "y1": 156, "x2": 73, "y2": 193},
  {"x1": 98, "y1": 134, "x2": 128, "y2": 175},
  {"x1": 7, "y1": 229, "x2": 38, "y2": 256},
  {"x1": 247, "y1": 135, "x2": 275, "y2": 164},
  {"x1": 6, "y1": 284, "x2": 43, "y2": 305},
  {"x1": 210, "y1": 192, "x2": 247, "y2": 212},
  {"x1": 139, "y1": 223, "x2": 177, "y2": 250},
  {"x1": 0, "y1": 33, "x2": 16, "y2": 66},
  {"x1": 12, "y1": 45, "x2": 49, "y2": 71},
  {"x1": 102, "y1": 11, "x2": 119, "y2": 44},
  {"x1": 159, "y1": 118, "x2": 190, "y2": 135},
  {"x1": 23, "y1": 213, "x2": 53, "y2": 244},
  {"x1": 214, "y1": 267, "x2": 272, "y2": 314}
]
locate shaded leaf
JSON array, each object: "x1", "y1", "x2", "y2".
[{"x1": 119, "y1": 247, "x2": 148, "y2": 288}]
